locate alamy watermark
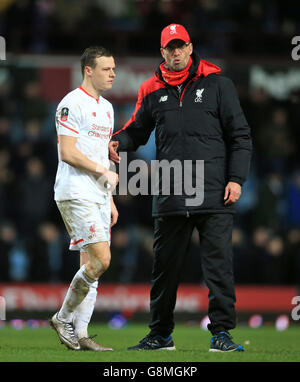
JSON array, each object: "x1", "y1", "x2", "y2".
[
  {"x1": 0, "y1": 296, "x2": 6, "y2": 320},
  {"x1": 0, "y1": 36, "x2": 6, "y2": 61},
  {"x1": 291, "y1": 36, "x2": 300, "y2": 61},
  {"x1": 101, "y1": 153, "x2": 205, "y2": 207},
  {"x1": 291, "y1": 296, "x2": 300, "y2": 321}
]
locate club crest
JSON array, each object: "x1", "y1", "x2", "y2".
[{"x1": 195, "y1": 89, "x2": 204, "y2": 103}]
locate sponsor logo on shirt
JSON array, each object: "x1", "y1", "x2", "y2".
[{"x1": 88, "y1": 124, "x2": 111, "y2": 139}]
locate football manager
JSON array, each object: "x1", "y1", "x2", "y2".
[{"x1": 110, "y1": 24, "x2": 252, "y2": 352}]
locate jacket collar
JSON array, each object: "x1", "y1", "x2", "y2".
[{"x1": 155, "y1": 52, "x2": 221, "y2": 85}]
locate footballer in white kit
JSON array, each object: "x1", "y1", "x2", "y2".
[
  {"x1": 49, "y1": 47, "x2": 118, "y2": 352},
  {"x1": 54, "y1": 85, "x2": 113, "y2": 251}
]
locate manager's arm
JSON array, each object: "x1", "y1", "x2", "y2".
[
  {"x1": 218, "y1": 77, "x2": 252, "y2": 186},
  {"x1": 110, "y1": 81, "x2": 154, "y2": 162}
]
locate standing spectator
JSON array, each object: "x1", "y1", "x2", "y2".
[
  {"x1": 285, "y1": 229, "x2": 300, "y2": 286},
  {"x1": 253, "y1": 171, "x2": 285, "y2": 231},
  {"x1": 256, "y1": 107, "x2": 295, "y2": 174},
  {"x1": 232, "y1": 227, "x2": 253, "y2": 284},
  {"x1": 250, "y1": 226, "x2": 272, "y2": 284},
  {"x1": 263, "y1": 235, "x2": 285, "y2": 284},
  {"x1": 17, "y1": 157, "x2": 52, "y2": 235},
  {"x1": 0, "y1": 223, "x2": 29, "y2": 282},
  {"x1": 0, "y1": 148, "x2": 14, "y2": 221},
  {"x1": 26, "y1": 222, "x2": 64, "y2": 282},
  {"x1": 20, "y1": 81, "x2": 48, "y2": 122},
  {"x1": 286, "y1": 171, "x2": 300, "y2": 229},
  {"x1": 0, "y1": 223, "x2": 14, "y2": 281}
]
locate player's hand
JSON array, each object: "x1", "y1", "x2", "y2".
[
  {"x1": 224, "y1": 181, "x2": 242, "y2": 206},
  {"x1": 109, "y1": 141, "x2": 121, "y2": 163},
  {"x1": 110, "y1": 201, "x2": 119, "y2": 227},
  {"x1": 102, "y1": 170, "x2": 119, "y2": 191}
]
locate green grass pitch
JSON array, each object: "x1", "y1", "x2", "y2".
[{"x1": 0, "y1": 323, "x2": 300, "y2": 362}]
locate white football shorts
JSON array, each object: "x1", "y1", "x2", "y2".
[{"x1": 56, "y1": 197, "x2": 111, "y2": 252}]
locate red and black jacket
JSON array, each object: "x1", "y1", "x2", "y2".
[{"x1": 112, "y1": 52, "x2": 252, "y2": 217}]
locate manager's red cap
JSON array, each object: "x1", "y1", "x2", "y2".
[{"x1": 161, "y1": 24, "x2": 190, "y2": 48}]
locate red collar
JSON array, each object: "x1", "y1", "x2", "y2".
[
  {"x1": 159, "y1": 57, "x2": 192, "y2": 86},
  {"x1": 78, "y1": 86, "x2": 100, "y2": 103}
]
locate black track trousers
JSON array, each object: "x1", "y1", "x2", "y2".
[{"x1": 149, "y1": 213, "x2": 236, "y2": 336}]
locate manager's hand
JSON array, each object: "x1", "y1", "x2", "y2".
[
  {"x1": 109, "y1": 141, "x2": 121, "y2": 163},
  {"x1": 224, "y1": 182, "x2": 242, "y2": 206}
]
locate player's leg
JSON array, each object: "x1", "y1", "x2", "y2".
[
  {"x1": 80, "y1": 251, "x2": 89, "y2": 267},
  {"x1": 50, "y1": 201, "x2": 95, "y2": 350},
  {"x1": 72, "y1": 251, "x2": 96, "y2": 340},
  {"x1": 84, "y1": 241, "x2": 111, "y2": 278},
  {"x1": 50, "y1": 200, "x2": 109, "y2": 350},
  {"x1": 56, "y1": 198, "x2": 110, "y2": 320},
  {"x1": 58, "y1": 241, "x2": 109, "y2": 322},
  {"x1": 72, "y1": 244, "x2": 113, "y2": 351},
  {"x1": 49, "y1": 260, "x2": 97, "y2": 350},
  {"x1": 72, "y1": 198, "x2": 113, "y2": 351}
]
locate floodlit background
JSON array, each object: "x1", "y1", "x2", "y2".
[{"x1": 0, "y1": 0, "x2": 299, "y2": 327}]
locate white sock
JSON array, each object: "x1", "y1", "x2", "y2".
[
  {"x1": 58, "y1": 265, "x2": 96, "y2": 323},
  {"x1": 73, "y1": 280, "x2": 98, "y2": 339}
]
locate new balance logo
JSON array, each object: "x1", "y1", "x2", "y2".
[
  {"x1": 159, "y1": 95, "x2": 168, "y2": 103},
  {"x1": 195, "y1": 88, "x2": 204, "y2": 103}
]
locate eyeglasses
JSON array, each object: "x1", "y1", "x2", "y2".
[{"x1": 162, "y1": 42, "x2": 190, "y2": 53}]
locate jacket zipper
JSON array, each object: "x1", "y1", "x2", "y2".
[
  {"x1": 179, "y1": 78, "x2": 194, "y2": 107},
  {"x1": 178, "y1": 79, "x2": 194, "y2": 218}
]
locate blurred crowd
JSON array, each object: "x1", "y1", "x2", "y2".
[
  {"x1": 0, "y1": 0, "x2": 298, "y2": 57},
  {"x1": 0, "y1": 0, "x2": 300, "y2": 286}
]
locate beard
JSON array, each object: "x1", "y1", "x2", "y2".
[{"x1": 168, "y1": 58, "x2": 189, "y2": 72}]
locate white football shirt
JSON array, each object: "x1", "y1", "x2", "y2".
[{"x1": 54, "y1": 86, "x2": 114, "y2": 203}]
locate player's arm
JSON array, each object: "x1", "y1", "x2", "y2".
[
  {"x1": 59, "y1": 135, "x2": 118, "y2": 188},
  {"x1": 59, "y1": 135, "x2": 106, "y2": 175}
]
